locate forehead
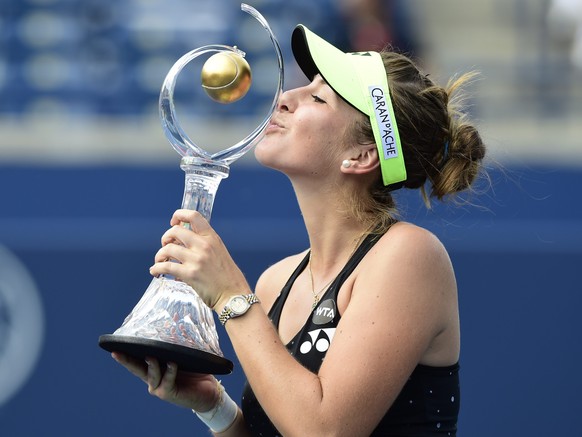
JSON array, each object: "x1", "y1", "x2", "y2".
[
  {"x1": 312, "y1": 74, "x2": 349, "y2": 108},
  {"x1": 313, "y1": 74, "x2": 330, "y2": 89}
]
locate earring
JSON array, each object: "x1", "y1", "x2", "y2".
[{"x1": 342, "y1": 160, "x2": 351, "y2": 168}]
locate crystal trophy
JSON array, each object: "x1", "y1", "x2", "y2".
[{"x1": 99, "y1": 4, "x2": 283, "y2": 374}]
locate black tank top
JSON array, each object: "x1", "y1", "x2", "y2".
[{"x1": 241, "y1": 233, "x2": 460, "y2": 436}]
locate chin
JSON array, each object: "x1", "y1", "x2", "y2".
[
  {"x1": 254, "y1": 140, "x2": 273, "y2": 165},
  {"x1": 253, "y1": 146, "x2": 286, "y2": 174}
]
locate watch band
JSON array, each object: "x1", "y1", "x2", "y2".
[{"x1": 219, "y1": 294, "x2": 260, "y2": 325}]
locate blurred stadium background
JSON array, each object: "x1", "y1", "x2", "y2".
[{"x1": 0, "y1": 0, "x2": 580, "y2": 435}]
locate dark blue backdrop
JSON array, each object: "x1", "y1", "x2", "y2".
[{"x1": 0, "y1": 164, "x2": 580, "y2": 436}]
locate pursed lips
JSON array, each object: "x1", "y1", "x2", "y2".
[{"x1": 267, "y1": 119, "x2": 284, "y2": 132}]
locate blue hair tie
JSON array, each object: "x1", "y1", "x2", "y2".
[{"x1": 443, "y1": 141, "x2": 450, "y2": 162}]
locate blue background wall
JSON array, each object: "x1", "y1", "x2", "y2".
[
  {"x1": 1, "y1": 0, "x2": 581, "y2": 435},
  {"x1": 0, "y1": 164, "x2": 580, "y2": 436}
]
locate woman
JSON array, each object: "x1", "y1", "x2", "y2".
[{"x1": 112, "y1": 24, "x2": 485, "y2": 436}]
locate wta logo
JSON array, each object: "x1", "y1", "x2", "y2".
[{"x1": 312, "y1": 298, "x2": 336, "y2": 325}]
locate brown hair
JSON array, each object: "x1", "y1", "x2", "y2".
[{"x1": 348, "y1": 50, "x2": 487, "y2": 233}]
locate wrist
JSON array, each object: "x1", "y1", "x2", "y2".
[
  {"x1": 217, "y1": 293, "x2": 260, "y2": 326},
  {"x1": 213, "y1": 289, "x2": 254, "y2": 313},
  {"x1": 193, "y1": 377, "x2": 222, "y2": 414},
  {"x1": 193, "y1": 380, "x2": 238, "y2": 433},
  {"x1": 213, "y1": 293, "x2": 235, "y2": 314}
]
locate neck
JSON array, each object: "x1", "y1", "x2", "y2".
[
  {"x1": 304, "y1": 215, "x2": 368, "y2": 278},
  {"x1": 306, "y1": 227, "x2": 367, "y2": 306},
  {"x1": 288, "y1": 174, "x2": 372, "y2": 273}
]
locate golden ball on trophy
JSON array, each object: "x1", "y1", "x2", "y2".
[{"x1": 201, "y1": 51, "x2": 252, "y2": 104}]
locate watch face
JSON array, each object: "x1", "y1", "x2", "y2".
[{"x1": 230, "y1": 296, "x2": 250, "y2": 314}]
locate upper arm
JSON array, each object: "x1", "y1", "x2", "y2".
[{"x1": 316, "y1": 224, "x2": 457, "y2": 434}]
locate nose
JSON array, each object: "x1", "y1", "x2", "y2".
[
  {"x1": 277, "y1": 86, "x2": 303, "y2": 113},
  {"x1": 277, "y1": 89, "x2": 292, "y2": 112}
]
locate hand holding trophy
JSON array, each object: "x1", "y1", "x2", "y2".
[{"x1": 99, "y1": 4, "x2": 283, "y2": 375}]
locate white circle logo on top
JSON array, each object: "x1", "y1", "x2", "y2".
[{"x1": 0, "y1": 245, "x2": 45, "y2": 406}]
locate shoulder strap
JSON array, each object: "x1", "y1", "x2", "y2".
[
  {"x1": 268, "y1": 230, "x2": 386, "y2": 327},
  {"x1": 324, "y1": 232, "x2": 382, "y2": 299},
  {"x1": 268, "y1": 252, "x2": 310, "y2": 328}
]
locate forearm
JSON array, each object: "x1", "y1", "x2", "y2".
[{"x1": 222, "y1": 305, "x2": 328, "y2": 436}]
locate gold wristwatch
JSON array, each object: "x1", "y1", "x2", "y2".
[{"x1": 218, "y1": 294, "x2": 260, "y2": 325}]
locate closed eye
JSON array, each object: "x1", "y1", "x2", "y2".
[{"x1": 311, "y1": 94, "x2": 326, "y2": 104}]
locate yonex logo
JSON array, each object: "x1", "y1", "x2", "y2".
[{"x1": 299, "y1": 328, "x2": 336, "y2": 355}]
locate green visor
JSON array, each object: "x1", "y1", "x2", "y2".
[{"x1": 291, "y1": 24, "x2": 406, "y2": 187}]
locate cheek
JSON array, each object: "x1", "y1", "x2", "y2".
[{"x1": 295, "y1": 115, "x2": 328, "y2": 145}]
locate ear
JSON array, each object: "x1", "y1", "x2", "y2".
[{"x1": 340, "y1": 144, "x2": 380, "y2": 176}]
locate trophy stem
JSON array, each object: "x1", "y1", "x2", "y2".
[
  {"x1": 98, "y1": 156, "x2": 235, "y2": 375},
  {"x1": 180, "y1": 157, "x2": 230, "y2": 221}
]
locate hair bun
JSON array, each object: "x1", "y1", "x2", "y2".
[{"x1": 430, "y1": 122, "x2": 485, "y2": 200}]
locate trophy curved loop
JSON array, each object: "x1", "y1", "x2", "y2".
[
  {"x1": 159, "y1": 3, "x2": 284, "y2": 165},
  {"x1": 209, "y1": 3, "x2": 285, "y2": 164},
  {"x1": 159, "y1": 45, "x2": 236, "y2": 161}
]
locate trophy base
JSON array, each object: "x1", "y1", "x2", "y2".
[{"x1": 99, "y1": 334, "x2": 234, "y2": 375}]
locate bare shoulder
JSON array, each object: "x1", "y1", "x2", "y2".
[
  {"x1": 353, "y1": 220, "x2": 457, "y2": 328},
  {"x1": 255, "y1": 251, "x2": 308, "y2": 312},
  {"x1": 380, "y1": 221, "x2": 447, "y2": 249},
  {"x1": 369, "y1": 221, "x2": 453, "y2": 275},
  {"x1": 323, "y1": 222, "x2": 460, "y2": 392}
]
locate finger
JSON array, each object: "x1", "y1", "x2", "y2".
[
  {"x1": 154, "y1": 245, "x2": 177, "y2": 263},
  {"x1": 145, "y1": 357, "x2": 163, "y2": 392},
  {"x1": 149, "y1": 260, "x2": 184, "y2": 278},
  {"x1": 161, "y1": 225, "x2": 200, "y2": 249},
  {"x1": 111, "y1": 352, "x2": 148, "y2": 383},
  {"x1": 153, "y1": 244, "x2": 192, "y2": 264},
  {"x1": 160, "y1": 227, "x2": 180, "y2": 247},
  {"x1": 170, "y1": 209, "x2": 198, "y2": 227},
  {"x1": 173, "y1": 210, "x2": 212, "y2": 236},
  {"x1": 160, "y1": 224, "x2": 189, "y2": 245},
  {"x1": 159, "y1": 362, "x2": 178, "y2": 392}
]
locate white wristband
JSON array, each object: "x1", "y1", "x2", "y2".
[{"x1": 193, "y1": 380, "x2": 238, "y2": 433}]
